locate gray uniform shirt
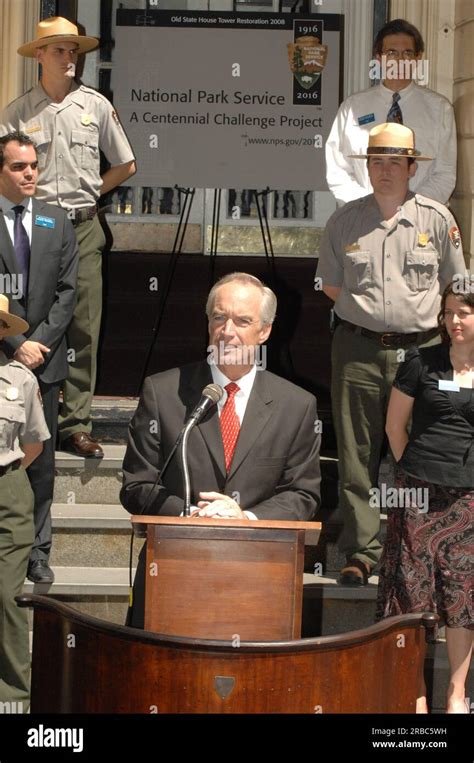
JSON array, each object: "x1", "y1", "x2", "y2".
[
  {"x1": 0, "y1": 82, "x2": 135, "y2": 209},
  {"x1": 316, "y1": 193, "x2": 466, "y2": 333},
  {"x1": 0, "y1": 351, "x2": 50, "y2": 466}
]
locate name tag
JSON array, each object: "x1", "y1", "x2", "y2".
[
  {"x1": 438, "y1": 379, "x2": 460, "y2": 392},
  {"x1": 34, "y1": 215, "x2": 55, "y2": 229},
  {"x1": 358, "y1": 113, "x2": 375, "y2": 126}
]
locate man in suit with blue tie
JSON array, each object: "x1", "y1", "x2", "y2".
[{"x1": 0, "y1": 132, "x2": 78, "y2": 583}]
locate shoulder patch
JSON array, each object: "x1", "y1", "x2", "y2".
[{"x1": 448, "y1": 226, "x2": 462, "y2": 248}]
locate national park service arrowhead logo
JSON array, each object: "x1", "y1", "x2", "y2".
[
  {"x1": 287, "y1": 36, "x2": 328, "y2": 90},
  {"x1": 449, "y1": 226, "x2": 461, "y2": 249}
]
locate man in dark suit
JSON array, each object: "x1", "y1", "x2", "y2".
[
  {"x1": 121, "y1": 272, "x2": 321, "y2": 627},
  {"x1": 0, "y1": 132, "x2": 78, "y2": 583}
]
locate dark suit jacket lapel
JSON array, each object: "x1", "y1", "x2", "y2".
[
  {"x1": 227, "y1": 370, "x2": 272, "y2": 479},
  {"x1": 180, "y1": 361, "x2": 226, "y2": 476},
  {"x1": 28, "y1": 200, "x2": 51, "y2": 298}
]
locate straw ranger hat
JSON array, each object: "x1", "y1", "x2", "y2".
[
  {"x1": 350, "y1": 123, "x2": 431, "y2": 161},
  {"x1": 0, "y1": 295, "x2": 29, "y2": 336},
  {"x1": 18, "y1": 16, "x2": 99, "y2": 58}
]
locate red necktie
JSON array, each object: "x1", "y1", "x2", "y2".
[{"x1": 220, "y1": 382, "x2": 240, "y2": 472}]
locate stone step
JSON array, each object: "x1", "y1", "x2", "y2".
[
  {"x1": 90, "y1": 397, "x2": 137, "y2": 444},
  {"x1": 23, "y1": 567, "x2": 131, "y2": 634},
  {"x1": 54, "y1": 444, "x2": 124, "y2": 504},
  {"x1": 52, "y1": 502, "x2": 131, "y2": 528},
  {"x1": 50, "y1": 503, "x2": 142, "y2": 568}
]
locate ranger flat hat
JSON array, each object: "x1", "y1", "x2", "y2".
[
  {"x1": 0, "y1": 295, "x2": 29, "y2": 337},
  {"x1": 18, "y1": 16, "x2": 99, "y2": 58},
  {"x1": 349, "y1": 122, "x2": 431, "y2": 160}
]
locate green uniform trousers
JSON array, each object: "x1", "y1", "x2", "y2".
[
  {"x1": 0, "y1": 465, "x2": 34, "y2": 711},
  {"x1": 59, "y1": 214, "x2": 106, "y2": 441},
  {"x1": 331, "y1": 323, "x2": 440, "y2": 569}
]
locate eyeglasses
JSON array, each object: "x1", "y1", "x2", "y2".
[{"x1": 382, "y1": 49, "x2": 417, "y2": 60}]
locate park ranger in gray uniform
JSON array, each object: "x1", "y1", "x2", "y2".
[
  {"x1": 317, "y1": 123, "x2": 466, "y2": 586},
  {"x1": 0, "y1": 16, "x2": 136, "y2": 458},
  {"x1": 0, "y1": 295, "x2": 50, "y2": 711}
]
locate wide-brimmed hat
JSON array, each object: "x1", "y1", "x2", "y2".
[
  {"x1": 18, "y1": 16, "x2": 99, "y2": 58},
  {"x1": 0, "y1": 295, "x2": 29, "y2": 336},
  {"x1": 350, "y1": 123, "x2": 431, "y2": 160}
]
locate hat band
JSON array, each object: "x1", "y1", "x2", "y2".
[
  {"x1": 367, "y1": 146, "x2": 419, "y2": 157},
  {"x1": 38, "y1": 33, "x2": 80, "y2": 40}
]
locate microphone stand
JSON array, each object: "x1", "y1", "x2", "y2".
[
  {"x1": 128, "y1": 383, "x2": 223, "y2": 604},
  {"x1": 180, "y1": 418, "x2": 195, "y2": 517},
  {"x1": 179, "y1": 383, "x2": 224, "y2": 516}
]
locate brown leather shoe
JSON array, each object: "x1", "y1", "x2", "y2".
[
  {"x1": 62, "y1": 432, "x2": 104, "y2": 458},
  {"x1": 339, "y1": 559, "x2": 371, "y2": 586}
]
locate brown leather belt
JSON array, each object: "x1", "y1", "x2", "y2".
[
  {"x1": 0, "y1": 459, "x2": 21, "y2": 476},
  {"x1": 337, "y1": 318, "x2": 439, "y2": 348},
  {"x1": 70, "y1": 205, "x2": 98, "y2": 226}
]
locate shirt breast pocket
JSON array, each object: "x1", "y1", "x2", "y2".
[
  {"x1": 71, "y1": 128, "x2": 99, "y2": 169},
  {"x1": 405, "y1": 249, "x2": 439, "y2": 292},
  {"x1": 343, "y1": 251, "x2": 374, "y2": 293},
  {"x1": 27, "y1": 129, "x2": 51, "y2": 170},
  {"x1": 0, "y1": 403, "x2": 25, "y2": 453}
]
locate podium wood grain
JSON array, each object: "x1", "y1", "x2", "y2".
[{"x1": 132, "y1": 516, "x2": 321, "y2": 640}]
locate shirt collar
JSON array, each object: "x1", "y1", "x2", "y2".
[
  {"x1": 368, "y1": 192, "x2": 417, "y2": 228},
  {"x1": 0, "y1": 350, "x2": 14, "y2": 381},
  {"x1": 31, "y1": 83, "x2": 49, "y2": 108},
  {"x1": 0, "y1": 195, "x2": 32, "y2": 215},
  {"x1": 35, "y1": 80, "x2": 83, "y2": 108},
  {"x1": 210, "y1": 363, "x2": 257, "y2": 399},
  {"x1": 379, "y1": 80, "x2": 415, "y2": 100},
  {"x1": 396, "y1": 192, "x2": 418, "y2": 226},
  {"x1": 361, "y1": 194, "x2": 387, "y2": 224}
]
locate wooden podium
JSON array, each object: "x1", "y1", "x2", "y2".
[{"x1": 132, "y1": 516, "x2": 320, "y2": 641}]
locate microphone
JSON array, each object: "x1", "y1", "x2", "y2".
[
  {"x1": 182, "y1": 384, "x2": 223, "y2": 515},
  {"x1": 186, "y1": 383, "x2": 224, "y2": 426}
]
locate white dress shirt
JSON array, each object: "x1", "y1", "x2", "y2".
[
  {"x1": 0, "y1": 194, "x2": 33, "y2": 245},
  {"x1": 211, "y1": 363, "x2": 257, "y2": 424},
  {"x1": 209, "y1": 363, "x2": 258, "y2": 519},
  {"x1": 325, "y1": 82, "x2": 457, "y2": 205}
]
